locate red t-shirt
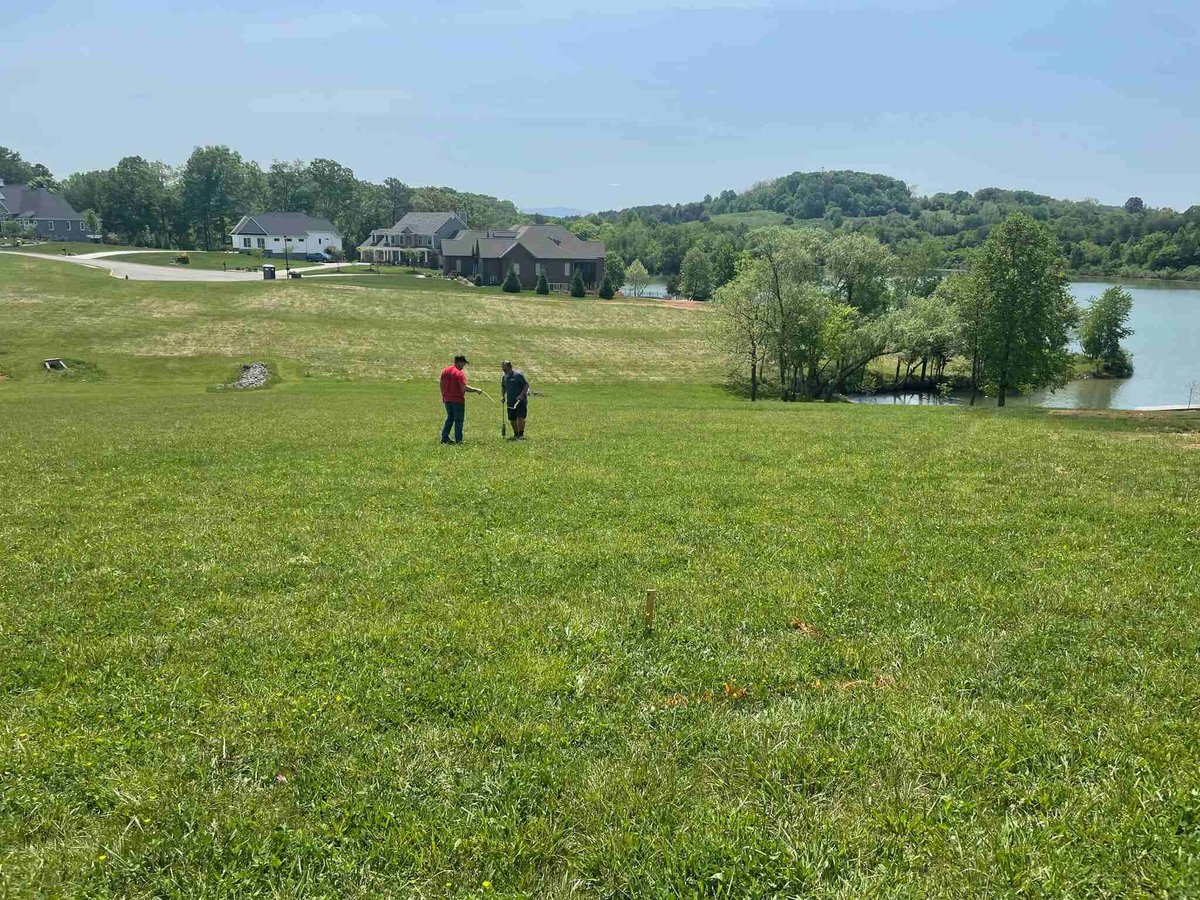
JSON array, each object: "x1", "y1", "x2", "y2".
[{"x1": 440, "y1": 365, "x2": 467, "y2": 402}]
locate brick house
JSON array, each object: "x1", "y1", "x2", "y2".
[{"x1": 440, "y1": 224, "x2": 605, "y2": 289}]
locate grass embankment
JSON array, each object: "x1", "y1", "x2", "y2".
[
  {"x1": 2, "y1": 241, "x2": 138, "y2": 255},
  {"x1": 1, "y1": 253, "x2": 1199, "y2": 896},
  {"x1": 0, "y1": 253, "x2": 713, "y2": 384}
]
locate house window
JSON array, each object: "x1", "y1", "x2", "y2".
[
  {"x1": 273, "y1": 237, "x2": 280, "y2": 242},
  {"x1": 563, "y1": 262, "x2": 570, "y2": 276},
  {"x1": 65, "y1": 221, "x2": 72, "y2": 231},
  {"x1": 243, "y1": 237, "x2": 251, "y2": 248},
  {"x1": 535, "y1": 263, "x2": 542, "y2": 276},
  {"x1": 456, "y1": 259, "x2": 462, "y2": 272},
  {"x1": 48, "y1": 220, "x2": 54, "y2": 231},
  {"x1": 513, "y1": 263, "x2": 520, "y2": 276},
  {"x1": 257, "y1": 238, "x2": 265, "y2": 249}
]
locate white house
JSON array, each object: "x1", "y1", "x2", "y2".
[{"x1": 229, "y1": 212, "x2": 343, "y2": 258}]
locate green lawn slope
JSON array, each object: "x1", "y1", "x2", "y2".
[{"x1": 1, "y1": 253, "x2": 1198, "y2": 897}]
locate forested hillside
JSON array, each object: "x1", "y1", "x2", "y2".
[
  {"x1": 581, "y1": 169, "x2": 1200, "y2": 289},
  {"x1": 0, "y1": 146, "x2": 520, "y2": 252}
]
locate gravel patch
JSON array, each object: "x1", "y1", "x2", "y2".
[{"x1": 228, "y1": 362, "x2": 271, "y2": 390}]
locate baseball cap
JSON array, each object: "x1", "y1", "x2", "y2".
[{"x1": 454, "y1": 354, "x2": 470, "y2": 364}]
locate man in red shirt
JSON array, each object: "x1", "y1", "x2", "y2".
[{"x1": 439, "y1": 354, "x2": 483, "y2": 444}]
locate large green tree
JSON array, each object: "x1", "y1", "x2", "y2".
[
  {"x1": 181, "y1": 146, "x2": 254, "y2": 251},
  {"x1": 1079, "y1": 286, "x2": 1134, "y2": 376},
  {"x1": 604, "y1": 250, "x2": 626, "y2": 292},
  {"x1": 103, "y1": 156, "x2": 168, "y2": 244},
  {"x1": 825, "y1": 232, "x2": 894, "y2": 315},
  {"x1": 60, "y1": 170, "x2": 111, "y2": 226},
  {"x1": 306, "y1": 158, "x2": 357, "y2": 225},
  {"x1": 266, "y1": 160, "x2": 312, "y2": 211},
  {"x1": 0, "y1": 147, "x2": 32, "y2": 184},
  {"x1": 679, "y1": 246, "x2": 714, "y2": 300},
  {"x1": 714, "y1": 269, "x2": 772, "y2": 400},
  {"x1": 970, "y1": 213, "x2": 1078, "y2": 406},
  {"x1": 625, "y1": 259, "x2": 650, "y2": 297}
]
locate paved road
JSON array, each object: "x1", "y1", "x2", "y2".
[{"x1": 0, "y1": 250, "x2": 367, "y2": 282}]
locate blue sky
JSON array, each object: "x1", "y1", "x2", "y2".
[{"x1": 5, "y1": 1, "x2": 1199, "y2": 211}]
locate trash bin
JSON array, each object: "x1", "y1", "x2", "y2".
[
  {"x1": 262, "y1": 265, "x2": 276, "y2": 281},
  {"x1": 289, "y1": 270, "x2": 302, "y2": 279}
]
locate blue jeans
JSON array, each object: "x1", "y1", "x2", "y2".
[{"x1": 441, "y1": 401, "x2": 465, "y2": 443}]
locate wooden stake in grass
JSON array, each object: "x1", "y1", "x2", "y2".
[{"x1": 644, "y1": 588, "x2": 656, "y2": 632}]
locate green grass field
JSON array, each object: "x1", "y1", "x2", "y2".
[
  {"x1": 110, "y1": 251, "x2": 339, "y2": 272},
  {"x1": 2, "y1": 253, "x2": 1199, "y2": 897},
  {"x1": 3, "y1": 241, "x2": 138, "y2": 255}
]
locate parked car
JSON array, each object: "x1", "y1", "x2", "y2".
[{"x1": 304, "y1": 252, "x2": 329, "y2": 263}]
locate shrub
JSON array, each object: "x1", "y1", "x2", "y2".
[
  {"x1": 325, "y1": 247, "x2": 343, "y2": 262},
  {"x1": 474, "y1": 274, "x2": 483, "y2": 287},
  {"x1": 570, "y1": 270, "x2": 587, "y2": 297},
  {"x1": 535, "y1": 272, "x2": 550, "y2": 295},
  {"x1": 502, "y1": 266, "x2": 522, "y2": 293},
  {"x1": 598, "y1": 275, "x2": 615, "y2": 299}
]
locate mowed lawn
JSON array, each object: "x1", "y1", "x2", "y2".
[
  {"x1": 103, "y1": 251, "x2": 340, "y2": 272},
  {"x1": 0, "y1": 253, "x2": 714, "y2": 384},
  {"x1": 1, "y1": 254, "x2": 1199, "y2": 897}
]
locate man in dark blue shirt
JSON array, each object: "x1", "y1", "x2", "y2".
[{"x1": 501, "y1": 360, "x2": 530, "y2": 440}]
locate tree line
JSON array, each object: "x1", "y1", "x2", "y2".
[
  {"x1": 0, "y1": 146, "x2": 520, "y2": 252},
  {"x1": 569, "y1": 169, "x2": 1200, "y2": 292},
  {"x1": 712, "y1": 212, "x2": 1133, "y2": 405}
]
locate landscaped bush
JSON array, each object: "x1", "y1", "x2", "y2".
[
  {"x1": 535, "y1": 273, "x2": 550, "y2": 295},
  {"x1": 598, "y1": 275, "x2": 615, "y2": 299},
  {"x1": 474, "y1": 274, "x2": 483, "y2": 286},
  {"x1": 503, "y1": 266, "x2": 522, "y2": 293},
  {"x1": 570, "y1": 270, "x2": 587, "y2": 297}
]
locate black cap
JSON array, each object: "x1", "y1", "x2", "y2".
[{"x1": 454, "y1": 354, "x2": 469, "y2": 364}]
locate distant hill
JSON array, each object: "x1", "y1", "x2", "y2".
[
  {"x1": 591, "y1": 168, "x2": 1200, "y2": 280},
  {"x1": 523, "y1": 206, "x2": 588, "y2": 218}
]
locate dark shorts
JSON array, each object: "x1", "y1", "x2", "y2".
[{"x1": 507, "y1": 399, "x2": 528, "y2": 420}]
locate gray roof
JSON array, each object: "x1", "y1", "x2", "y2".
[
  {"x1": 232, "y1": 212, "x2": 340, "y2": 236},
  {"x1": 440, "y1": 230, "x2": 485, "y2": 256},
  {"x1": 392, "y1": 211, "x2": 464, "y2": 235},
  {"x1": 508, "y1": 224, "x2": 604, "y2": 260},
  {"x1": 441, "y1": 224, "x2": 604, "y2": 262},
  {"x1": 0, "y1": 185, "x2": 84, "y2": 220}
]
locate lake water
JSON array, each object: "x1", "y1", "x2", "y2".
[
  {"x1": 620, "y1": 278, "x2": 671, "y2": 299},
  {"x1": 856, "y1": 279, "x2": 1200, "y2": 410}
]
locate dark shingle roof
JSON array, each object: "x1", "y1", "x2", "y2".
[
  {"x1": 441, "y1": 224, "x2": 604, "y2": 261},
  {"x1": 0, "y1": 185, "x2": 84, "y2": 220},
  {"x1": 441, "y1": 230, "x2": 484, "y2": 256},
  {"x1": 232, "y1": 212, "x2": 340, "y2": 236},
  {"x1": 393, "y1": 211, "x2": 464, "y2": 234},
  {"x1": 509, "y1": 224, "x2": 604, "y2": 260}
]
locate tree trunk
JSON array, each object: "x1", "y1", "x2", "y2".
[
  {"x1": 997, "y1": 383, "x2": 1007, "y2": 407},
  {"x1": 919, "y1": 357, "x2": 928, "y2": 387},
  {"x1": 893, "y1": 357, "x2": 901, "y2": 388},
  {"x1": 749, "y1": 350, "x2": 758, "y2": 401}
]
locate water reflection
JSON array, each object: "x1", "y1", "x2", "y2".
[{"x1": 854, "y1": 280, "x2": 1200, "y2": 409}]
